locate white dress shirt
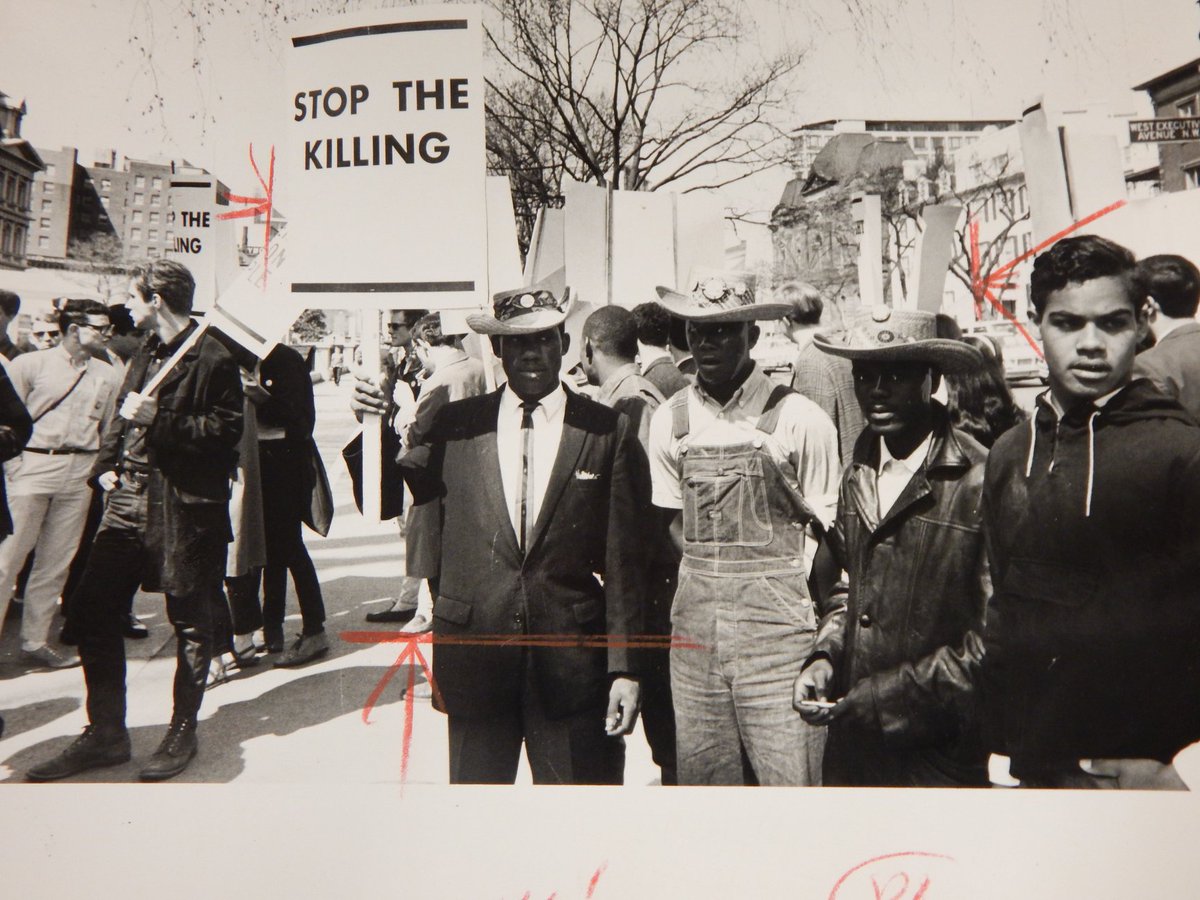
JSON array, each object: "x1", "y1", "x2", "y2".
[
  {"x1": 876, "y1": 430, "x2": 933, "y2": 518},
  {"x1": 496, "y1": 383, "x2": 568, "y2": 542}
]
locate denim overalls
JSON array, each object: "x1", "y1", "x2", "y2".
[{"x1": 669, "y1": 385, "x2": 826, "y2": 785}]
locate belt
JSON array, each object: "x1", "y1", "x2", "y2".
[{"x1": 26, "y1": 447, "x2": 98, "y2": 456}]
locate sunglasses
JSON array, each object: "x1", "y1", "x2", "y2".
[{"x1": 31, "y1": 329, "x2": 61, "y2": 338}]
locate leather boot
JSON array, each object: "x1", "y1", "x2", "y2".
[
  {"x1": 27, "y1": 726, "x2": 131, "y2": 782},
  {"x1": 138, "y1": 718, "x2": 198, "y2": 782}
]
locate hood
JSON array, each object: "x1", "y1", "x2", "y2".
[{"x1": 1024, "y1": 378, "x2": 1194, "y2": 517}]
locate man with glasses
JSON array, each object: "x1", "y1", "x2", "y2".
[
  {"x1": 0, "y1": 299, "x2": 122, "y2": 669},
  {"x1": 27, "y1": 313, "x2": 62, "y2": 352}
]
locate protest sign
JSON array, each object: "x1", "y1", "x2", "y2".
[
  {"x1": 166, "y1": 177, "x2": 239, "y2": 310},
  {"x1": 912, "y1": 204, "x2": 963, "y2": 313},
  {"x1": 284, "y1": 5, "x2": 487, "y2": 312}
]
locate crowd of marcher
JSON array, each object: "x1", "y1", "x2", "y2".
[{"x1": 4, "y1": 233, "x2": 1200, "y2": 790}]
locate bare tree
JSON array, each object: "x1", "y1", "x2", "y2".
[{"x1": 484, "y1": 0, "x2": 802, "y2": 208}]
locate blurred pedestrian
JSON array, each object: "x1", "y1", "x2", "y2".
[
  {"x1": 28, "y1": 260, "x2": 242, "y2": 783},
  {"x1": 632, "y1": 301, "x2": 690, "y2": 400},
  {"x1": 943, "y1": 334, "x2": 1027, "y2": 448},
  {"x1": 1133, "y1": 253, "x2": 1200, "y2": 419},
  {"x1": 0, "y1": 300, "x2": 121, "y2": 669}
]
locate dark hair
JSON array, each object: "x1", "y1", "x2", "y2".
[
  {"x1": 632, "y1": 302, "x2": 672, "y2": 348},
  {"x1": 583, "y1": 305, "x2": 638, "y2": 361},
  {"x1": 412, "y1": 312, "x2": 457, "y2": 347},
  {"x1": 55, "y1": 298, "x2": 110, "y2": 333},
  {"x1": 1029, "y1": 234, "x2": 1144, "y2": 317},
  {"x1": 390, "y1": 308, "x2": 429, "y2": 328},
  {"x1": 0, "y1": 289, "x2": 20, "y2": 319},
  {"x1": 131, "y1": 259, "x2": 196, "y2": 316},
  {"x1": 944, "y1": 335, "x2": 1026, "y2": 448},
  {"x1": 782, "y1": 282, "x2": 823, "y2": 326},
  {"x1": 1138, "y1": 253, "x2": 1200, "y2": 319}
]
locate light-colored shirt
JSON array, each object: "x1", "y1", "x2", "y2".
[
  {"x1": 648, "y1": 364, "x2": 840, "y2": 528},
  {"x1": 876, "y1": 430, "x2": 933, "y2": 518},
  {"x1": 497, "y1": 383, "x2": 568, "y2": 541},
  {"x1": 4, "y1": 345, "x2": 121, "y2": 495}
]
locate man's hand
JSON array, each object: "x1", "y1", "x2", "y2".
[
  {"x1": 793, "y1": 659, "x2": 836, "y2": 725},
  {"x1": 96, "y1": 471, "x2": 120, "y2": 492},
  {"x1": 350, "y1": 372, "x2": 390, "y2": 422},
  {"x1": 605, "y1": 676, "x2": 641, "y2": 736},
  {"x1": 239, "y1": 369, "x2": 271, "y2": 405},
  {"x1": 1081, "y1": 758, "x2": 1189, "y2": 791},
  {"x1": 119, "y1": 391, "x2": 157, "y2": 425}
]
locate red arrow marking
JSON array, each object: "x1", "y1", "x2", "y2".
[
  {"x1": 344, "y1": 630, "x2": 705, "y2": 790},
  {"x1": 217, "y1": 144, "x2": 276, "y2": 290}
]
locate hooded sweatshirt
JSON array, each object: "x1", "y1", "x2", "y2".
[{"x1": 981, "y1": 378, "x2": 1200, "y2": 778}]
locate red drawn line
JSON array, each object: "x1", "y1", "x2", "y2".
[
  {"x1": 585, "y1": 863, "x2": 607, "y2": 898},
  {"x1": 827, "y1": 851, "x2": 954, "y2": 900},
  {"x1": 216, "y1": 144, "x2": 276, "y2": 290},
  {"x1": 341, "y1": 631, "x2": 706, "y2": 651},
  {"x1": 986, "y1": 199, "x2": 1126, "y2": 285},
  {"x1": 968, "y1": 218, "x2": 982, "y2": 320}
]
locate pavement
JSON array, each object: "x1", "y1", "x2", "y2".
[{"x1": 0, "y1": 379, "x2": 659, "y2": 786}]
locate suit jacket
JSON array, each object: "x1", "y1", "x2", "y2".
[
  {"x1": 407, "y1": 387, "x2": 646, "y2": 720},
  {"x1": 1134, "y1": 321, "x2": 1200, "y2": 422}
]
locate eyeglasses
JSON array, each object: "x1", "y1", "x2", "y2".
[
  {"x1": 31, "y1": 329, "x2": 61, "y2": 338},
  {"x1": 80, "y1": 321, "x2": 115, "y2": 336},
  {"x1": 386, "y1": 322, "x2": 410, "y2": 331}
]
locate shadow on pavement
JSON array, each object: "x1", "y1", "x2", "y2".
[
  {"x1": 0, "y1": 696, "x2": 81, "y2": 741},
  {"x1": 3, "y1": 664, "x2": 418, "y2": 784}
]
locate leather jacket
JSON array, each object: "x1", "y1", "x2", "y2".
[{"x1": 810, "y1": 407, "x2": 990, "y2": 769}]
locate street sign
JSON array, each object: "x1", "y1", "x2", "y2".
[{"x1": 1128, "y1": 117, "x2": 1200, "y2": 143}]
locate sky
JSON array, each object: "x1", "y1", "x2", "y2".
[{"x1": 2, "y1": 0, "x2": 1198, "y2": 211}]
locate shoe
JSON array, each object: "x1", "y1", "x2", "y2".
[
  {"x1": 138, "y1": 719, "x2": 198, "y2": 782},
  {"x1": 399, "y1": 613, "x2": 432, "y2": 635},
  {"x1": 124, "y1": 614, "x2": 149, "y2": 639},
  {"x1": 22, "y1": 644, "x2": 81, "y2": 669},
  {"x1": 229, "y1": 642, "x2": 260, "y2": 669},
  {"x1": 365, "y1": 607, "x2": 418, "y2": 623},
  {"x1": 273, "y1": 632, "x2": 330, "y2": 668},
  {"x1": 26, "y1": 726, "x2": 132, "y2": 781}
]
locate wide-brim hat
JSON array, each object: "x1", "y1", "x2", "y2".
[
  {"x1": 813, "y1": 305, "x2": 982, "y2": 374},
  {"x1": 655, "y1": 269, "x2": 790, "y2": 322},
  {"x1": 466, "y1": 280, "x2": 572, "y2": 336}
]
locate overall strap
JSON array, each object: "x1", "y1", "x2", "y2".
[
  {"x1": 755, "y1": 384, "x2": 795, "y2": 435},
  {"x1": 670, "y1": 390, "x2": 691, "y2": 440}
]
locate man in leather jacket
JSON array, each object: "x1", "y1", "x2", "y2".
[{"x1": 794, "y1": 306, "x2": 991, "y2": 787}]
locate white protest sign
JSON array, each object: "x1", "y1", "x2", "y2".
[
  {"x1": 166, "y1": 177, "x2": 238, "y2": 310},
  {"x1": 285, "y1": 5, "x2": 486, "y2": 311},
  {"x1": 207, "y1": 227, "x2": 297, "y2": 358},
  {"x1": 913, "y1": 204, "x2": 963, "y2": 313},
  {"x1": 1086, "y1": 190, "x2": 1200, "y2": 266}
]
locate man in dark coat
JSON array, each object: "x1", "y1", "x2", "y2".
[
  {"x1": 981, "y1": 235, "x2": 1200, "y2": 789},
  {"x1": 28, "y1": 259, "x2": 243, "y2": 783},
  {"x1": 794, "y1": 306, "x2": 990, "y2": 787},
  {"x1": 1132, "y1": 253, "x2": 1200, "y2": 420},
  {"x1": 404, "y1": 284, "x2": 645, "y2": 784}
]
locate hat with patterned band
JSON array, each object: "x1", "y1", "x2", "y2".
[
  {"x1": 812, "y1": 305, "x2": 982, "y2": 374},
  {"x1": 655, "y1": 269, "x2": 789, "y2": 322},
  {"x1": 466, "y1": 280, "x2": 573, "y2": 336}
]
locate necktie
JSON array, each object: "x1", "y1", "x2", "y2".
[{"x1": 518, "y1": 401, "x2": 538, "y2": 553}]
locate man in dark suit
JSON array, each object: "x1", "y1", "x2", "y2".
[
  {"x1": 403, "y1": 284, "x2": 645, "y2": 784},
  {"x1": 1133, "y1": 253, "x2": 1200, "y2": 420}
]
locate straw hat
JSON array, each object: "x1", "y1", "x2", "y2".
[
  {"x1": 655, "y1": 269, "x2": 790, "y2": 323},
  {"x1": 812, "y1": 305, "x2": 982, "y2": 374}
]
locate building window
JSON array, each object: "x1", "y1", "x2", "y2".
[
  {"x1": 152, "y1": 176, "x2": 162, "y2": 190},
  {"x1": 37, "y1": 235, "x2": 48, "y2": 249},
  {"x1": 913, "y1": 137, "x2": 928, "y2": 150},
  {"x1": 100, "y1": 196, "x2": 110, "y2": 208},
  {"x1": 39, "y1": 217, "x2": 49, "y2": 229},
  {"x1": 166, "y1": 230, "x2": 174, "y2": 242},
  {"x1": 1185, "y1": 162, "x2": 1200, "y2": 190},
  {"x1": 1021, "y1": 232, "x2": 1032, "y2": 254},
  {"x1": 131, "y1": 227, "x2": 142, "y2": 241},
  {"x1": 1018, "y1": 185, "x2": 1028, "y2": 214},
  {"x1": 149, "y1": 211, "x2": 159, "y2": 224},
  {"x1": 43, "y1": 181, "x2": 55, "y2": 193},
  {"x1": 101, "y1": 178, "x2": 111, "y2": 190},
  {"x1": 151, "y1": 193, "x2": 161, "y2": 206},
  {"x1": 134, "y1": 193, "x2": 144, "y2": 205},
  {"x1": 132, "y1": 210, "x2": 143, "y2": 224},
  {"x1": 41, "y1": 199, "x2": 52, "y2": 211},
  {"x1": 45, "y1": 164, "x2": 56, "y2": 178},
  {"x1": 135, "y1": 175, "x2": 146, "y2": 189},
  {"x1": 147, "y1": 247, "x2": 159, "y2": 258},
  {"x1": 949, "y1": 137, "x2": 962, "y2": 150},
  {"x1": 148, "y1": 229, "x2": 158, "y2": 241},
  {"x1": 1177, "y1": 96, "x2": 1197, "y2": 117}
]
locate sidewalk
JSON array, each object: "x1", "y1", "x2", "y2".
[{"x1": 0, "y1": 380, "x2": 659, "y2": 785}]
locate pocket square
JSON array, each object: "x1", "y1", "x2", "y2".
[{"x1": 574, "y1": 469, "x2": 601, "y2": 480}]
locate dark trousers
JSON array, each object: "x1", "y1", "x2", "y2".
[
  {"x1": 225, "y1": 569, "x2": 264, "y2": 638},
  {"x1": 70, "y1": 482, "x2": 227, "y2": 730},
  {"x1": 639, "y1": 566, "x2": 678, "y2": 785},
  {"x1": 447, "y1": 653, "x2": 625, "y2": 785},
  {"x1": 259, "y1": 440, "x2": 325, "y2": 637}
]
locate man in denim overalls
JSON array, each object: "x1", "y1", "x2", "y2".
[{"x1": 648, "y1": 270, "x2": 841, "y2": 785}]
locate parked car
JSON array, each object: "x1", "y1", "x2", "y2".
[{"x1": 961, "y1": 319, "x2": 1048, "y2": 382}]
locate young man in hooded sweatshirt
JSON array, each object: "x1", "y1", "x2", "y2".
[{"x1": 981, "y1": 234, "x2": 1200, "y2": 789}]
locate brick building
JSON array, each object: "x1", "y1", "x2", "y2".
[
  {"x1": 1133, "y1": 57, "x2": 1200, "y2": 192},
  {"x1": 0, "y1": 92, "x2": 44, "y2": 270}
]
